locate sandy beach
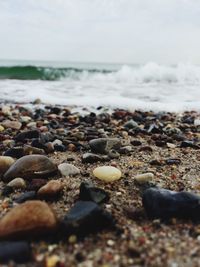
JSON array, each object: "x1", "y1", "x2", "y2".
[{"x1": 0, "y1": 102, "x2": 200, "y2": 266}]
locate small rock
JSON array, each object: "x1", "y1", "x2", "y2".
[
  {"x1": 180, "y1": 141, "x2": 200, "y2": 149},
  {"x1": 37, "y1": 180, "x2": 63, "y2": 199},
  {"x1": 0, "y1": 241, "x2": 31, "y2": 263},
  {"x1": 135, "y1": 173, "x2": 154, "y2": 184},
  {"x1": 14, "y1": 191, "x2": 36, "y2": 203},
  {"x1": 3, "y1": 147, "x2": 24, "y2": 158},
  {"x1": 89, "y1": 138, "x2": 121, "y2": 154},
  {"x1": 0, "y1": 125, "x2": 5, "y2": 132},
  {"x1": 0, "y1": 156, "x2": 15, "y2": 177},
  {"x1": 93, "y1": 166, "x2": 122, "y2": 182},
  {"x1": 108, "y1": 149, "x2": 120, "y2": 159},
  {"x1": 7, "y1": 178, "x2": 26, "y2": 189},
  {"x1": 58, "y1": 163, "x2": 80, "y2": 177},
  {"x1": 124, "y1": 120, "x2": 138, "y2": 129},
  {"x1": 2, "y1": 120, "x2": 22, "y2": 130},
  {"x1": 143, "y1": 187, "x2": 200, "y2": 221},
  {"x1": 167, "y1": 143, "x2": 176, "y2": 149},
  {"x1": 46, "y1": 255, "x2": 60, "y2": 267},
  {"x1": 23, "y1": 145, "x2": 45, "y2": 155},
  {"x1": 82, "y1": 153, "x2": 102, "y2": 163},
  {"x1": 165, "y1": 158, "x2": 181, "y2": 165},
  {"x1": 15, "y1": 130, "x2": 40, "y2": 142},
  {"x1": 131, "y1": 140, "x2": 142, "y2": 146},
  {"x1": 3, "y1": 155, "x2": 57, "y2": 182},
  {"x1": 79, "y1": 182, "x2": 109, "y2": 204},
  {"x1": 0, "y1": 200, "x2": 57, "y2": 239},
  {"x1": 119, "y1": 146, "x2": 133, "y2": 154},
  {"x1": 62, "y1": 201, "x2": 114, "y2": 236}
]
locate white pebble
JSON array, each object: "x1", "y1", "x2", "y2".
[
  {"x1": 93, "y1": 166, "x2": 122, "y2": 182},
  {"x1": 135, "y1": 172, "x2": 154, "y2": 184}
]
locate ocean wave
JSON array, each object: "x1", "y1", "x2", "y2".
[{"x1": 1, "y1": 63, "x2": 200, "y2": 83}]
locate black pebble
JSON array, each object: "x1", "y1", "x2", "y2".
[
  {"x1": 142, "y1": 187, "x2": 200, "y2": 221},
  {"x1": 14, "y1": 191, "x2": 36, "y2": 203},
  {"x1": 79, "y1": 182, "x2": 109, "y2": 204},
  {"x1": 62, "y1": 201, "x2": 114, "y2": 236},
  {"x1": 0, "y1": 242, "x2": 31, "y2": 263}
]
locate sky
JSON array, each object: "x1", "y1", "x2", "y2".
[{"x1": 0, "y1": 0, "x2": 200, "y2": 64}]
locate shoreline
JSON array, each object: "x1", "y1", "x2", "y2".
[{"x1": 1, "y1": 102, "x2": 200, "y2": 266}]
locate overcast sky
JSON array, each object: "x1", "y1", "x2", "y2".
[{"x1": 0, "y1": 0, "x2": 200, "y2": 64}]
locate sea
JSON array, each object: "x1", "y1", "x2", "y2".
[{"x1": 1, "y1": 59, "x2": 200, "y2": 112}]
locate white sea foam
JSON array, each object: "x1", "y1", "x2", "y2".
[{"x1": 1, "y1": 62, "x2": 200, "y2": 111}]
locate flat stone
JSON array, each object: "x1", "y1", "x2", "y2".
[
  {"x1": 143, "y1": 187, "x2": 200, "y2": 221},
  {"x1": 89, "y1": 138, "x2": 121, "y2": 154},
  {"x1": 58, "y1": 163, "x2": 80, "y2": 177},
  {"x1": 2, "y1": 120, "x2": 22, "y2": 130},
  {"x1": 37, "y1": 180, "x2": 63, "y2": 199},
  {"x1": 79, "y1": 182, "x2": 109, "y2": 204},
  {"x1": 0, "y1": 156, "x2": 15, "y2": 177},
  {"x1": 62, "y1": 201, "x2": 114, "y2": 236},
  {"x1": 0, "y1": 241, "x2": 31, "y2": 263},
  {"x1": 93, "y1": 166, "x2": 122, "y2": 182},
  {"x1": 135, "y1": 173, "x2": 154, "y2": 184},
  {"x1": 3, "y1": 155, "x2": 57, "y2": 182},
  {"x1": 0, "y1": 200, "x2": 57, "y2": 239},
  {"x1": 7, "y1": 178, "x2": 26, "y2": 189}
]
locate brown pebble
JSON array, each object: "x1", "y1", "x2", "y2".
[
  {"x1": 0, "y1": 201, "x2": 57, "y2": 239},
  {"x1": 37, "y1": 180, "x2": 63, "y2": 198}
]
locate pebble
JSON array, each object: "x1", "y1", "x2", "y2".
[
  {"x1": 124, "y1": 120, "x2": 139, "y2": 129},
  {"x1": 3, "y1": 155, "x2": 57, "y2": 182},
  {"x1": 89, "y1": 138, "x2": 121, "y2": 154},
  {"x1": 58, "y1": 163, "x2": 80, "y2": 177},
  {"x1": 2, "y1": 120, "x2": 22, "y2": 130},
  {"x1": 82, "y1": 153, "x2": 102, "y2": 163},
  {"x1": 7, "y1": 177, "x2": 26, "y2": 189},
  {"x1": 3, "y1": 147, "x2": 24, "y2": 158},
  {"x1": 14, "y1": 191, "x2": 37, "y2": 203},
  {"x1": 93, "y1": 166, "x2": 122, "y2": 182},
  {"x1": 135, "y1": 173, "x2": 154, "y2": 184},
  {"x1": 15, "y1": 130, "x2": 40, "y2": 142},
  {"x1": 46, "y1": 255, "x2": 60, "y2": 267},
  {"x1": 23, "y1": 145, "x2": 45, "y2": 155},
  {"x1": 143, "y1": 187, "x2": 200, "y2": 221},
  {"x1": 79, "y1": 182, "x2": 109, "y2": 204},
  {"x1": 0, "y1": 241, "x2": 31, "y2": 263},
  {"x1": 0, "y1": 125, "x2": 5, "y2": 132},
  {"x1": 0, "y1": 156, "x2": 15, "y2": 176},
  {"x1": 37, "y1": 180, "x2": 63, "y2": 199},
  {"x1": 62, "y1": 201, "x2": 114, "y2": 236},
  {"x1": 0, "y1": 200, "x2": 57, "y2": 239}
]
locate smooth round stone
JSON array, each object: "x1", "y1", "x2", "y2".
[
  {"x1": 0, "y1": 200, "x2": 57, "y2": 239},
  {"x1": 0, "y1": 156, "x2": 15, "y2": 177},
  {"x1": 7, "y1": 178, "x2": 26, "y2": 189},
  {"x1": 3, "y1": 155, "x2": 57, "y2": 182},
  {"x1": 2, "y1": 120, "x2": 22, "y2": 130},
  {"x1": 37, "y1": 180, "x2": 63, "y2": 198},
  {"x1": 135, "y1": 173, "x2": 154, "y2": 184},
  {"x1": 93, "y1": 166, "x2": 122, "y2": 182},
  {"x1": 58, "y1": 163, "x2": 80, "y2": 177}
]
